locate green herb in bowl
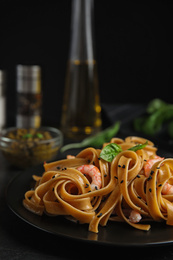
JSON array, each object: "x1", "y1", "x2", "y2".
[{"x1": 0, "y1": 127, "x2": 63, "y2": 168}]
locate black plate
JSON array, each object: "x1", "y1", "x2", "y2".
[{"x1": 6, "y1": 148, "x2": 173, "y2": 247}]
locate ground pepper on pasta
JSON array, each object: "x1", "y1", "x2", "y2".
[{"x1": 23, "y1": 136, "x2": 173, "y2": 233}]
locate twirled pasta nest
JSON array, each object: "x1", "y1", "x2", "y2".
[{"x1": 23, "y1": 136, "x2": 173, "y2": 233}]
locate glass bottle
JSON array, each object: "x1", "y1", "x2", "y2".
[{"x1": 61, "y1": 0, "x2": 102, "y2": 139}]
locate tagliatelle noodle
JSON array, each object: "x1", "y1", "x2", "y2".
[{"x1": 23, "y1": 136, "x2": 173, "y2": 233}]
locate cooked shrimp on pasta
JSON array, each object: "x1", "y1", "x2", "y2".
[{"x1": 23, "y1": 136, "x2": 173, "y2": 233}]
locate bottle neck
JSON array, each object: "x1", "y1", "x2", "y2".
[{"x1": 69, "y1": 0, "x2": 95, "y2": 62}]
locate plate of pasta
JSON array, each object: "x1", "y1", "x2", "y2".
[{"x1": 6, "y1": 136, "x2": 173, "y2": 246}]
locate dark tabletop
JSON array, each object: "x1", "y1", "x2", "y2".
[{"x1": 1, "y1": 104, "x2": 173, "y2": 259}]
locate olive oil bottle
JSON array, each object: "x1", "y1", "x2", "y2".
[{"x1": 61, "y1": 0, "x2": 102, "y2": 139}]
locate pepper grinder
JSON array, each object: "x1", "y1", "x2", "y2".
[{"x1": 16, "y1": 65, "x2": 42, "y2": 128}]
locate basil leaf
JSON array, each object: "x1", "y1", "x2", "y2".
[
  {"x1": 134, "y1": 99, "x2": 173, "y2": 138},
  {"x1": 100, "y1": 143, "x2": 122, "y2": 162},
  {"x1": 128, "y1": 141, "x2": 148, "y2": 152},
  {"x1": 60, "y1": 121, "x2": 120, "y2": 153},
  {"x1": 147, "y1": 98, "x2": 167, "y2": 114},
  {"x1": 100, "y1": 141, "x2": 148, "y2": 162}
]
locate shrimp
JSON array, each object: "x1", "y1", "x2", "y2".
[
  {"x1": 66, "y1": 155, "x2": 75, "y2": 159},
  {"x1": 144, "y1": 155, "x2": 164, "y2": 177},
  {"x1": 77, "y1": 165, "x2": 102, "y2": 191},
  {"x1": 129, "y1": 210, "x2": 142, "y2": 223},
  {"x1": 144, "y1": 156, "x2": 173, "y2": 195},
  {"x1": 161, "y1": 182, "x2": 173, "y2": 195}
]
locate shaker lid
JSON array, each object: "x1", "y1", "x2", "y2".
[{"x1": 16, "y1": 65, "x2": 41, "y2": 93}]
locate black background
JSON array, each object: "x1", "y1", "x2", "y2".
[{"x1": 0, "y1": 0, "x2": 173, "y2": 127}]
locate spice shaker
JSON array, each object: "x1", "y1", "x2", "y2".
[
  {"x1": 0, "y1": 70, "x2": 6, "y2": 132},
  {"x1": 16, "y1": 65, "x2": 42, "y2": 128}
]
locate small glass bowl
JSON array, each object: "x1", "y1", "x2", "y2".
[{"x1": 0, "y1": 126, "x2": 63, "y2": 169}]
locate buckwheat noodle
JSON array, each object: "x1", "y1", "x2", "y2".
[{"x1": 23, "y1": 136, "x2": 173, "y2": 233}]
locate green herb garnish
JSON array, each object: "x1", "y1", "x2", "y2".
[
  {"x1": 100, "y1": 141, "x2": 148, "y2": 162},
  {"x1": 60, "y1": 121, "x2": 120, "y2": 153},
  {"x1": 128, "y1": 141, "x2": 148, "y2": 152},
  {"x1": 99, "y1": 143, "x2": 122, "y2": 162}
]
